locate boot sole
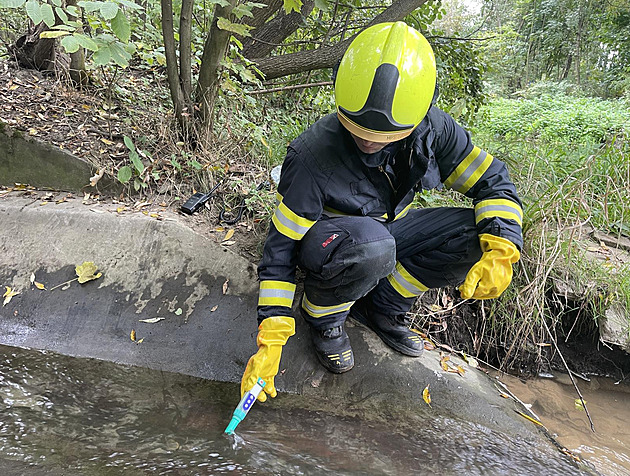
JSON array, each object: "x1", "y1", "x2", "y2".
[{"x1": 349, "y1": 307, "x2": 424, "y2": 357}]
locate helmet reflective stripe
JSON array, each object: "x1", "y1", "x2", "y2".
[{"x1": 335, "y1": 21, "x2": 437, "y2": 142}]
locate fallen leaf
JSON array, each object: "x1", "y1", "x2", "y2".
[
  {"x1": 499, "y1": 393, "x2": 510, "y2": 399},
  {"x1": 462, "y1": 353, "x2": 479, "y2": 368},
  {"x1": 130, "y1": 329, "x2": 137, "y2": 341},
  {"x1": 422, "y1": 384, "x2": 432, "y2": 407},
  {"x1": 223, "y1": 229, "x2": 235, "y2": 241},
  {"x1": 34, "y1": 281, "x2": 46, "y2": 290},
  {"x1": 210, "y1": 305, "x2": 218, "y2": 312},
  {"x1": 456, "y1": 365, "x2": 466, "y2": 376},
  {"x1": 138, "y1": 317, "x2": 165, "y2": 323},
  {"x1": 222, "y1": 279, "x2": 229, "y2": 295},
  {"x1": 3, "y1": 286, "x2": 19, "y2": 306},
  {"x1": 89, "y1": 168, "x2": 105, "y2": 187},
  {"x1": 440, "y1": 359, "x2": 450, "y2": 372},
  {"x1": 423, "y1": 340, "x2": 436, "y2": 351},
  {"x1": 75, "y1": 261, "x2": 102, "y2": 284},
  {"x1": 221, "y1": 240, "x2": 236, "y2": 246},
  {"x1": 30, "y1": 273, "x2": 35, "y2": 284},
  {"x1": 136, "y1": 338, "x2": 144, "y2": 344},
  {"x1": 174, "y1": 308, "x2": 183, "y2": 316},
  {"x1": 575, "y1": 399, "x2": 587, "y2": 411}
]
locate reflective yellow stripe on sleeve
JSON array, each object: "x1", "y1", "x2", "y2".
[
  {"x1": 301, "y1": 293, "x2": 354, "y2": 318},
  {"x1": 258, "y1": 280, "x2": 296, "y2": 308},
  {"x1": 387, "y1": 262, "x2": 429, "y2": 298},
  {"x1": 271, "y1": 193, "x2": 316, "y2": 240},
  {"x1": 474, "y1": 199, "x2": 523, "y2": 226},
  {"x1": 444, "y1": 146, "x2": 493, "y2": 194}
]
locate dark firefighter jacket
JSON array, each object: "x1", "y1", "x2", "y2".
[{"x1": 257, "y1": 108, "x2": 523, "y2": 323}]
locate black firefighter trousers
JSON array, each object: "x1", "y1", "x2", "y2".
[{"x1": 297, "y1": 207, "x2": 483, "y2": 330}]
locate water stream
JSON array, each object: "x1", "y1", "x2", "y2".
[
  {"x1": 497, "y1": 373, "x2": 630, "y2": 476},
  {"x1": 0, "y1": 345, "x2": 595, "y2": 475}
]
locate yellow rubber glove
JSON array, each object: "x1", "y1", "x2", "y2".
[
  {"x1": 240, "y1": 316, "x2": 295, "y2": 402},
  {"x1": 459, "y1": 234, "x2": 520, "y2": 300}
]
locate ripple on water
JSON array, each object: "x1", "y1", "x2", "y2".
[{"x1": 0, "y1": 345, "x2": 590, "y2": 475}]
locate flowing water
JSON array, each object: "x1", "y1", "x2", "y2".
[
  {"x1": 0, "y1": 345, "x2": 595, "y2": 475},
  {"x1": 498, "y1": 373, "x2": 630, "y2": 476}
]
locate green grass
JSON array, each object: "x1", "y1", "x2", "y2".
[{"x1": 462, "y1": 91, "x2": 630, "y2": 370}]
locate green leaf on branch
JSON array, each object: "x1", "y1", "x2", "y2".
[
  {"x1": 117, "y1": 165, "x2": 132, "y2": 183},
  {"x1": 41, "y1": 3, "x2": 55, "y2": 27},
  {"x1": 40, "y1": 30, "x2": 70, "y2": 39},
  {"x1": 99, "y1": 1, "x2": 118, "y2": 20},
  {"x1": 25, "y1": 0, "x2": 42, "y2": 24},
  {"x1": 60, "y1": 34, "x2": 80, "y2": 53},
  {"x1": 314, "y1": 0, "x2": 328, "y2": 10},
  {"x1": 109, "y1": 42, "x2": 131, "y2": 67},
  {"x1": 216, "y1": 17, "x2": 251, "y2": 37},
  {"x1": 232, "y1": 4, "x2": 254, "y2": 19},
  {"x1": 75, "y1": 33, "x2": 98, "y2": 51},
  {"x1": 129, "y1": 150, "x2": 144, "y2": 174},
  {"x1": 118, "y1": 0, "x2": 143, "y2": 9},
  {"x1": 0, "y1": 0, "x2": 26, "y2": 7},
  {"x1": 55, "y1": 6, "x2": 67, "y2": 23},
  {"x1": 93, "y1": 46, "x2": 111, "y2": 65},
  {"x1": 282, "y1": 0, "x2": 302, "y2": 14},
  {"x1": 123, "y1": 135, "x2": 136, "y2": 152},
  {"x1": 77, "y1": 0, "x2": 102, "y2": 13},
  {"x1": 111, "y1": 9, "x2": 130, "y2": 42}
]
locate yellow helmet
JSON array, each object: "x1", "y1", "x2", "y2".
[{"x1": 335, "y1": 22, "x2": 436, "y2": 143}]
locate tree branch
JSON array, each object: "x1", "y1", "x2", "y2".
[
  {"x1": 249, "y1": 0, "x2": 430, "y2": 80},
  {"x1": 247, "y1": 80, "x2": 333, "y2": 94}
]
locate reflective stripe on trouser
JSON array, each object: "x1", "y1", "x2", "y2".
[
  {"x1": 297, "y1": 208, "x2": 482, "y2": 326},
  {"x1": 370, "y1": 207, "x2": 482, "y2": 314}
]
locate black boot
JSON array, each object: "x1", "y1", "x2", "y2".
[
  {"x1": 309, "y1": 325, "x2": 354, "y2": 373},
  {"x1": 349, "y1": 298, "x2": 424, "y2": 357}
]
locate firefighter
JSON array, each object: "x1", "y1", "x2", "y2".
[{"x1": 240, "y1": 21, "x2": 523, "y2": 402}]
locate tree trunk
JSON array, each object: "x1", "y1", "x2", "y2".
[
  {"x1": 67, "y1": 0, "x2": 89, "y2": 86},
  {"x1": 161, "y1": 0, "x2": 187, "y2": 124},
  {"x1": 249, "y1": 0, "x2": 428, "y2": 80},
  {"x1": 242, "y1": 0, "x2": 315, "y2": 59},
  {"x1": 8, "y1": 22, "x2": 56, "y2": 72},
  {"x1": 180, "y1": 0, "x2": 194, "y2": 98},
  {"x1": 243, "y1": 0, "x2": 284, "y2": 30},
  {"x1": 196, "y1": 0, "x2": 237, "y2": 131}
]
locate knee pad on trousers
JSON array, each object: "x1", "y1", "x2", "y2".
[{"x1": 332, "y1": 237, "x2": 396, "y2": 302}]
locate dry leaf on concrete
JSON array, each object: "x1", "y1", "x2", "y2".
[
  {"x1": 3, "y1": 286, "x2": 19, "y2": 306},
  {"x1": 75, "y1": 262, "x2": 102, "y2": 284}
]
